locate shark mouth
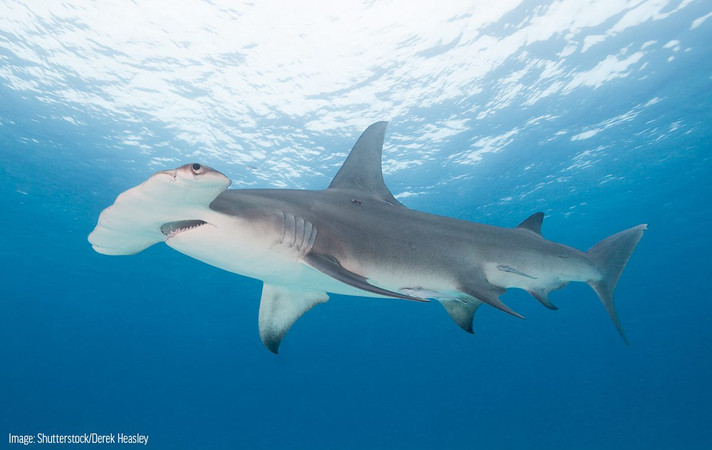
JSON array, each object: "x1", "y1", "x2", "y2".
[{"x1": 160, "y1": 220, "x2": 208, "y2": 239}]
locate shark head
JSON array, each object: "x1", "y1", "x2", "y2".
[
  {"x1": 88, "y1": 163, "x2": 231, "y2": 255},
  {"x1": 155, "y1": 163, "x2": 232, "y2": 241},
  {"x1": 141, "y1": 163, "x2": 230, "y2": 209},
  {"x1": 154, "y1": 163, "x2": 231, "y2": 203}
]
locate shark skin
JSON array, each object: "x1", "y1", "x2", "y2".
[{"x1": 88, "y1": 122, "x2": 647, "y2": 353}]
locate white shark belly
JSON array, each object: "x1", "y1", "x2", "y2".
[{"x1": 163, "y1": 219, "x2": 386, "y2": 298}]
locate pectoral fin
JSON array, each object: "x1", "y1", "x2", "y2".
[
  {"x1": 304, "y1": 253, "x2": 427, "y2": 302},
  {"x1": 258, "y1": 284, "x2": 329, "y2": 354}
]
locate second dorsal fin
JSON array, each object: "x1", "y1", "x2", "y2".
[
  {"x1": 327, "y1": 121, "x2": 402, "y2": 206},
  {"x1": 517, "y1": 212, "x2": 544, "y2": 235}
]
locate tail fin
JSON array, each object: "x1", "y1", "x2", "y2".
[{"x1": 586, "y1": 224, "x2": 647, "y2": 343}]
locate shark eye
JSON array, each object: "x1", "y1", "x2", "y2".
[{"x1": 191, "y1": 163, "x2": 202, "y2": 174}]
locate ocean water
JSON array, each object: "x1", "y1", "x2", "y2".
[{"x1": 1, "y1": 1, "x2": 711, "y2": 449}]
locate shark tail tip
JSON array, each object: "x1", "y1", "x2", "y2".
[{"x1": 586, "y1": 224, "x2": 646, "y2": 342}]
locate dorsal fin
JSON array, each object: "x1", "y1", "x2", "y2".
[
  {"x1": 517, "y1": 212, "x2": 544, "y2": 235},
  {"x1": 327, "y1": 121, "x2": 402, "y2": 206}
]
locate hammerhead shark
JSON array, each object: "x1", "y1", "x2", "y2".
[{"x1": 89, "y1": 122, "x2": 646, "y2": 353}]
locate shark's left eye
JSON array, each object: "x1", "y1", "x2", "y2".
[{"x1": 192, "y1": 163, "x2": 202, "y2": 173}]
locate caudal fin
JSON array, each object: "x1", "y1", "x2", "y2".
[{"x1": 586, "y1": 224, "x2": 647, "y2": 343}]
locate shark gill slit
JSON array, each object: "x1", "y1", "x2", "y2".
[
  {"x1": 300, "y1": 221, "x2": 313, "y2": 252},
  {"x1": 295, "y1": 216, "x2": 305, "y2": 249},
  {"x1": 279, "y1": 210, "x2": 286, "y2": 244},
  {"x1": 284, "y1": 213, "x2": 296, "y2": 247},
  {"x1": 305, "y1": 224, "x2": 316, "y2": 255}
]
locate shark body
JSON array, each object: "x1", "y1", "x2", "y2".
[{"x1": 89, "y1": 122, "x2": 646, "y2": 353}]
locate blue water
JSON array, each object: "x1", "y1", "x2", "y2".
[{"x1": 2, "y1": 1, "x2": 711, "y2": 448}]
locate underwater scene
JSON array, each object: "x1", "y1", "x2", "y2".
[{"x1": 1, "y1": 1, "x2": 711, "y2": 448}]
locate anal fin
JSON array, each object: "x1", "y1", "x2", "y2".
[
  {"x1": 527, "y1": 289, "x2": 558, "y2": 310},
  {"x1": 258, "y1": 284, "x2": 329, "y2": 354}
]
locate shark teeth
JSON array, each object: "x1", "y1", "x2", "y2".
[{"x1": 160, "y1": 220, "x2": 207, "y2": 239}]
